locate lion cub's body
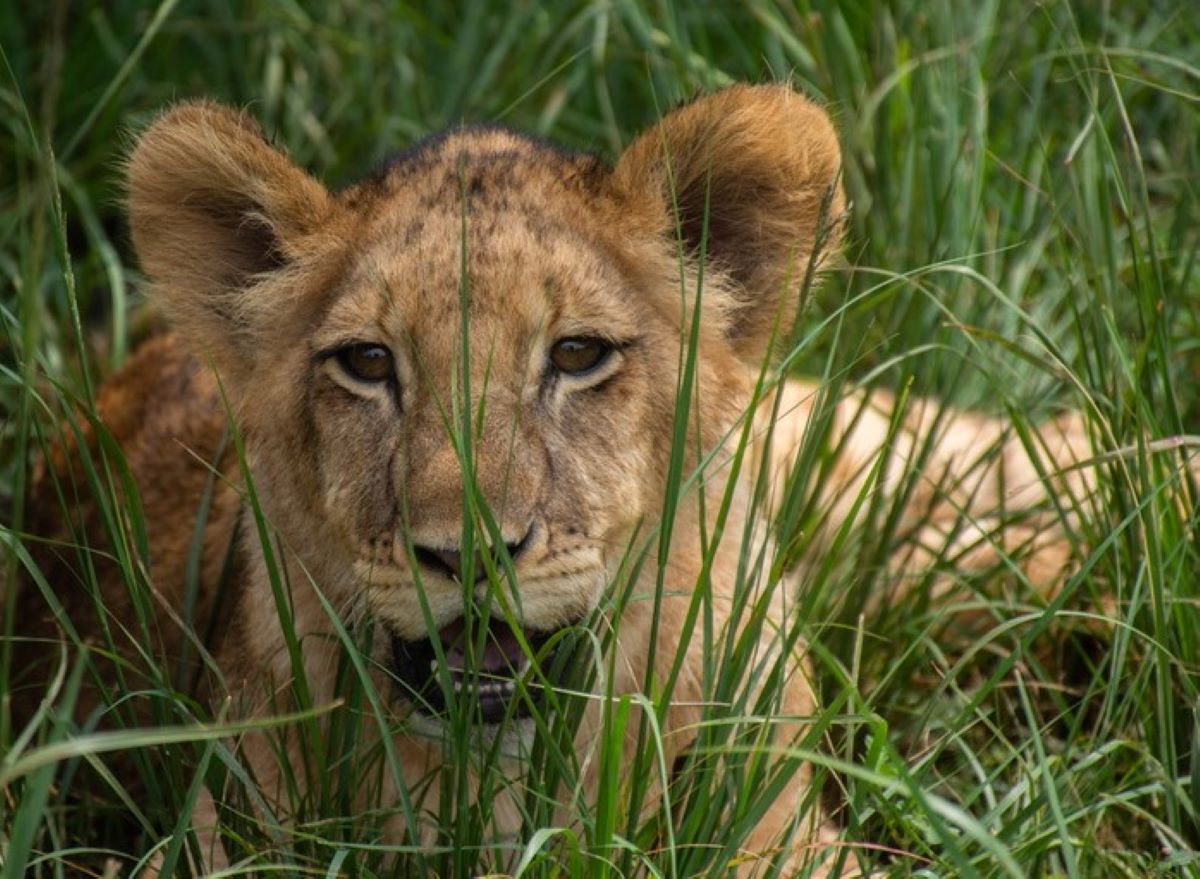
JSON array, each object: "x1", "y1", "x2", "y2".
[{"x1": 17, "y1": 85, "x2": 1164, "y2": 876}]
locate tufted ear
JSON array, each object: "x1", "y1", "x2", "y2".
[
  {"x1": 613, "y1": 84, "x2": 846, "y2": 360},
  {"x1": 127, "y1": 101, "x2": 335, "y2": 381}
]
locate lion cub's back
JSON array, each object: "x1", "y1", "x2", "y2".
[{"x1": 15, "y1": 333, "x2": 242, "y2": 721}]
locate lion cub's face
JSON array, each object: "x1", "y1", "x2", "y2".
[
  {"x1": 308, "y1": 133, "x2": 679, "y2": 717},
  {"x1": 128, "y1": 87, "x2": 843, "y2": 722}
]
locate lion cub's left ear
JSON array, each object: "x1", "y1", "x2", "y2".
[
  {"x1": 127, "y1": 101, "x2": 337, "y2": 386},
  {"x1": 613, "y1": 84, "x2": 846, "y2": 360}
]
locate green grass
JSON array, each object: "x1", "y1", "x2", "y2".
[{"x1": 3, "y1": 1, "x2": 1199, "y2": 877}]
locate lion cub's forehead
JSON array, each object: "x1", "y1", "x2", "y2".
[
  {"x1": 354, "y1": 127, "x2": 609, "y2": 204},
  {"x1": 322, "y1": 127, "x2": 644, "y2": 349}
]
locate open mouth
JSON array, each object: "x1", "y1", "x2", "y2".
[{"x1": 389, "y1": 615, "x2": 582, "y2": 724}]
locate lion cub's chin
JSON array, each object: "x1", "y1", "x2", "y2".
[{"x1": 405, "y1": 711, "x2": 541, "y2": 758}]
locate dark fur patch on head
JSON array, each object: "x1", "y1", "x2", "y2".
[{"x1": 357, "y1": 124, "x2": 609, "y2": 197}]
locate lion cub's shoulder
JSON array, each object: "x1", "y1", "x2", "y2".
[{"x1": 17, "y1": 332, "x2": 241, "y2": 720}]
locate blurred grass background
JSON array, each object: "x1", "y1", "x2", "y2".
[{"x1": 2, "y1": 1, "x2": 1199, "y2": 876}]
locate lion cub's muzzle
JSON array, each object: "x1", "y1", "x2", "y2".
[
  {"x1": 409, "y1": 525, "x2": 533, "y2": 585},
  {"x1": 387, "y1": 525, "x2": 588, "y2": 724},
  {"x1": 389, "y1": 614, "x2": 580, "y2": 725}
]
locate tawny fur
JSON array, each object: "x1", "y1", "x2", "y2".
[{"x1": 16, "y1": 84, "x2": 1194, "y2": 877}]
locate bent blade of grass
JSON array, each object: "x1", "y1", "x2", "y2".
[
  {"x1": 60, "y1": 0, "x2": 180, "y2": 162},
  {"x1": 0, "y1": 704, "x2": 338, "y2": 790},
  {"x1": 5, "y1": 649, "x2": 88, "y2": 877}
]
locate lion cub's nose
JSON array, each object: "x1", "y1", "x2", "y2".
[{"x1": 412, "y1": 527, "x2": 533, "y2": 584}]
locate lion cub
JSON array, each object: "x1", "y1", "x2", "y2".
[{"x1": 16, "y1": 84, "x2": 1166, "y2": 876}]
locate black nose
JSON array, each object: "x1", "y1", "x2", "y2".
[{"x1": 412, "y1": 526, "x2": 533, "y2": 583}]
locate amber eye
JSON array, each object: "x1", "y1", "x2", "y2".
[
  {"x1": 549, "y1": 337, "x2": 612, "y2": 376},
  {"x1": 336, "y1": 343, "x2": 395, "y2": 383}
]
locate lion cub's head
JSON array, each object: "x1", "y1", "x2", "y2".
[{"x1": 128, "y1": 85, "x2": 843, "y2": 723}]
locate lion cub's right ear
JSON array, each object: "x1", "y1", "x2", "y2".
[
  {"x1": 127, "y1": 101, "x2": 336, "y2": 381},
  {"x1": 612, "y1": 85, "x2": 846, "y2": 363}
]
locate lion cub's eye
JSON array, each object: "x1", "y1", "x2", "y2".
[
  {"x1": 336, "y1": 343, "x2": 395, "y2": 383},
  {"x1": 549, "y1": 337, "x2": 612, "y2": 376}
]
